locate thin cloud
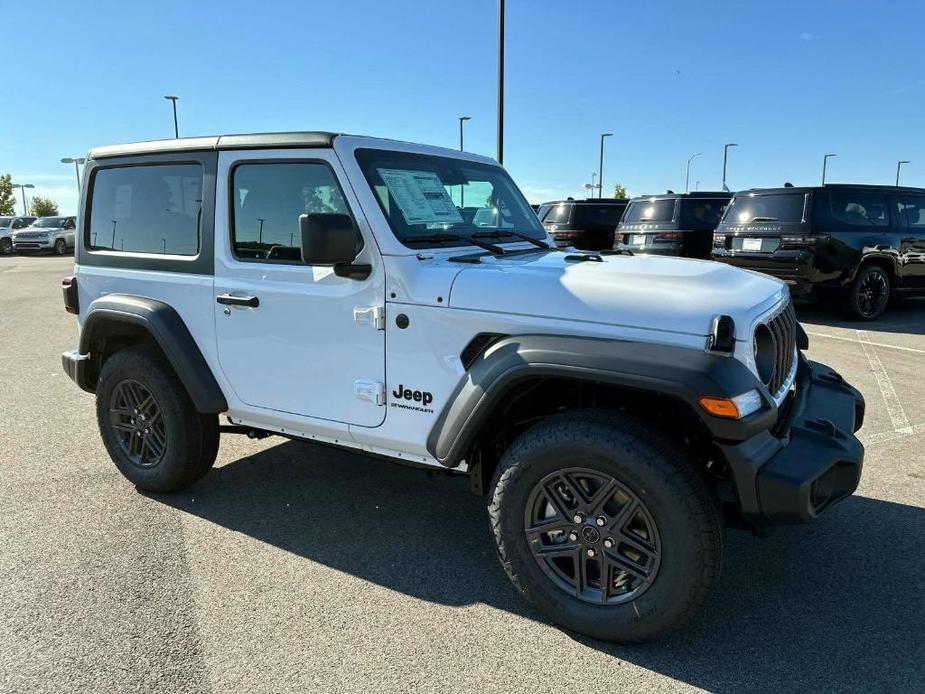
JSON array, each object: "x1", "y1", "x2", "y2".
[{"x1": 800, "y1": 31, "x2": 817, "y2": 41}]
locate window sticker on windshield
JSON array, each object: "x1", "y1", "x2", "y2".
[{"x1": 377, "y1": 168, "x2": 463, "y2": 225}]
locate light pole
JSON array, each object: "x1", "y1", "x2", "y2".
[
  {"x1": 61, "y1": 157, "x2": 86, "y2": 195},
  {"x1": 496, "y1": 0, "x2": 505, "y2": 164},
  {"x1": 163, "y1": 95, "x2": 179, "y2": 138},
  {"x1": 821, "y1": 153, "x2": 837, "y2": 185},
  {"x1": 583, "y1": 173, "x2": 598, "y2": 197},
  {"x1": 722, "y1": 143, "x2": 738, "y2": 192},
  {"x1": 257, "y1": 218, "x2": 266, "y2": 245},
  {"x1": 896, "y1": 160, "x2": 910, "y2": 186},
  {"x1": 598, "y1": 133, "x2": 613, "y2": 199},
  {"x1": 458, "y1": 115, "x2": 472, "y2": 208},
  {"x1": 685, "y1": 152, "x2": 701, "y2": 193},
  {"x1": 13, "y1": 183, "x2": 35, "y2": 216},
  {"x1": 458, "y1": 115, "x2": 471, "y2": 151}
]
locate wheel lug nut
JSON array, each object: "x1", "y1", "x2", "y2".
[
  {"x1": 596, "y1": 516, "x2": 607, "y2": 527},
  {"x1": 604, "y1": 538, "x2": 614, "y2": 549},
  {"x1": 568, "y1": 532, "x2": 578, "y2": 542},
  {"x1": 586, "y1": 548, "x2": 596, "y2": 558},
  {"x1": 573, "y1": 513, "x2": 584, "y2": 524}
]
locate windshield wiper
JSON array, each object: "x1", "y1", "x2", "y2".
[
  {"x1": 749, "y1": 216, "x2": 779, "y2": 222},
  {"x1": 406, "y1": 232, "x2": 505, "y2": 255},
  {"x1": 472, "y1": 229, "x2": 549, "y2": 249}
]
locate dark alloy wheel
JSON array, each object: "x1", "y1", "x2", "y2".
[
  {"x1": 54, "y1": 238, "x2": 68, "y2": 255},
  {"x1": 96, "y1": 345, "x2": 219, "y2": 492},
  {"x1": 0, "y1": 238, "x2": 11, "y2": 255},
  {"x1": 849, "y1": 265, "x2": 890, "y2": 320},
  {"x1": 488, "y1": 410, "x2": 723, "y2": 643},
  {"x1": 525, "y1": 467, "x2": 661, "y2": 605},
  {"x1": 109, "y1": 379, "x2": 168, "y2": 468}
]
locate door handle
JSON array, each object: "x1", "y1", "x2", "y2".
[{"x1": 216, "y1": 294, "x2": 259, "y2": 308}]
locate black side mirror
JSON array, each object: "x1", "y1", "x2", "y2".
[{"x1": 299, "y1": 213, "x2": 361, "y2": 265}]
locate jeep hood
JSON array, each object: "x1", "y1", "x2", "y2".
[{"x1": 447, "y1": 251, "x2": 787, "y2": 340}]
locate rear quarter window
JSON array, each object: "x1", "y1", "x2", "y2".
[
  {"x1": 813, "y1": 190, "x2": 889, "y2": 229},
  {"x1": 88, "y1": 163, "x2": 203, "y2": 255}
]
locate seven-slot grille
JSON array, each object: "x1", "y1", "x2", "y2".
[{"x1": 766, "y1": 300, "x2": 798, "y2": 397}]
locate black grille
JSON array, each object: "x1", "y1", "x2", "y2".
[{"x1": 766, "y1": 300, "x2": 798, "y2": 396}]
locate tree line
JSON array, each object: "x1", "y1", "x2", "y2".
[{"x1": 0, "y1": 174, "x2": 60, "y2": 216}]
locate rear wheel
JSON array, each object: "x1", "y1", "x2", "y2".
[
  {"x1": 847, "y1": 265, "x2": 890, "y2": 320},
  {"x1": 96, "y1": 345, "x2": 219, "y2": 492},
  {"x1": 488, "y1": 410, "x2": 722, "y2": 643}
]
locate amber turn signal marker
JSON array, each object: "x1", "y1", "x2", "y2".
[{"x1": 698, "y1": 396, "x2": 740, "y2": 419}]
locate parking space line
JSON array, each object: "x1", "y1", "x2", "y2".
[
  {"x1": 856, "y1": 330, "x2": 912, "y2": 435},
  {"x1": 861, "y1": 421, "x2": 925, "y2": 446},
  {"x1": 806, "y1": 330, "x2": 925, "y2": 356}
]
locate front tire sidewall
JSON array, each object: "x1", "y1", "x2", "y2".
[
  {"x1": 490, "y1": 414, "x2": 722, "y2": 642},
  {"x1": 54, "y1": 239, "x2": 67, "y2": 255},
  {"x1": 0, "y1": 238, "x2": 11, "y2": 255}
]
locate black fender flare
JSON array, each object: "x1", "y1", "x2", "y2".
[
  {"x1": 78, "y1": 294, "x2": 227, "y2": 413},
  {"x1": 427, "y1": 334, "x2": 775, "y2": 468}
]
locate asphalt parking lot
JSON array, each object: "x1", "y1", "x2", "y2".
[{"x1": 1, "y1": 255, "x2": 923, "y2": 693}]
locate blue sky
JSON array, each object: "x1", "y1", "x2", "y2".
[{"x1": 3, "y1": 0, "x2": 924, "y2": 215}]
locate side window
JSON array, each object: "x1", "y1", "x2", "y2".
[
  {"x1": 826, "y1": 191, "x2": 889, "y2": 227},
  {"x1": 897, "y1": 195, "x2": 925, "y2": 228},
  {"x1": 13, "y1": 219, "x2": 26, "y2": 229},
  {"x1": 231, "y1": 162, "x2": 351, "y2": 262},
  {"x1": 89, "y1": 164, "x2": 203, "y2": 255}
]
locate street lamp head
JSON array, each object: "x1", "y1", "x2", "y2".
[
  {"x1": 725, "y1": 143, "x2": 738, "y2": 148},
  {"x1": 899, "y1": 160, "x2": 910, "y2": 165},
  {"x1": 602, "y1": 132, "x2": 613, "y2": 138},
  {"x1": 15, "y1": 183, "x2": 35, "y2": 189},
  {"x1": 61, "y1": 157, "x2": 86, "y2": 164},
  {"x1": 163, "y1": 95, "x2": 178, "y2": 101},
  {"x1": 825, "y1": 153, "x2": 837, "y2": 158},
  {"x1": 459, "y1": 115, "x2": 472, "y2": 121}
]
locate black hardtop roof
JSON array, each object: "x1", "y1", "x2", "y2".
[
  {"x1": 539, "y1": 198, "x2": 629, "y2": 206},
  {"x1": 733, "y1": 183, "x2": 925, "y2": 196},
  {"x1": 629, "y1": 191, "x2": 732, "y2": 201},
  {"x1": 89, "y1": 131, "x2": 339, "y2": 159}
]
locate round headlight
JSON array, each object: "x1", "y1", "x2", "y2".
[{"x1": 753, "y1": 324, "x2": 775, "y2": 385}]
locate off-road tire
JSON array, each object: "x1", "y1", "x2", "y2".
[
  {"x1": 96, "y1": 345, "x2": 219, "y2": 492},
  {"x1": 488, "y1": 410, "x2": 723, "y2": 643},
  {"x1": 847, "y1": 265, "x2": 890, "y2": 320}
]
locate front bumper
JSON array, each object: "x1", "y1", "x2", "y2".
[
  {"x1": 13, "y1": 239, "x2": 54, "y2": 251},
  {"x1": 720, "y1": 357, "x2": 864, "y2": 526}
]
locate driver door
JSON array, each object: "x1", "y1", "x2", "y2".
[{"x1": 213, "y1": 150, "x2": 386, "y2": 427}]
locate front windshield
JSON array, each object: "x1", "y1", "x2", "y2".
[
  {"x1": 355, "y1": 148, "x2": 545, "y2": 248},
  {"x1": 32, "y1": 217, "x2": 68, "y2": 228}
]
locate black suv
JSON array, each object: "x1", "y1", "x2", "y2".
[
  {"x1": 615, "y1": 192, "x2": 731, "y2": 258},
  {"x1": 537, "y1": 198, "x2": 628, "y2": 250},
  {"x1": 712, "y1": 184, "x2": 925, "y2": 319}
]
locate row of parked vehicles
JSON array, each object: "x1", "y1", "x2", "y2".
[
  {"x1": 0, "y1": 215, "x2": 78, "y2": 255},
  {"x1": 537, "y1": 184, "x2": 925, "y2": 319}
]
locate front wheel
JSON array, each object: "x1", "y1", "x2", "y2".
[
  {"x1": 0, "y1": 238, "x2": 11, "y2": 255},
  {"x1": 488, "y1": 410, "x2": 722, "y2": 643},
  {"x1": 847, "y1": 265, "x2": 890, "y2": 320},
  {"x1": 96, "y1": 345, "x2": 219, "y2": 492},
  {"x1": 54, "y1": 238, "x2": 68, "y2": 255}
]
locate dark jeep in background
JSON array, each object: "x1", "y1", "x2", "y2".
[
  {"x1": 537, "y1": 198, "x2": 629, "y2": 250},
  {"x1": 615, "y1": 192, "x2": 731, "y2": 258},
  {"x1": 712, "y1": 184, "x2": 925, "y2": 319}
]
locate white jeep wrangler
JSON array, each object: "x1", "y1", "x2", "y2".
[{"x1": 61, "y1": 132, "x2": 865, "y2": 642}]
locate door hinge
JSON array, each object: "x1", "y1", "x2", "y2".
[
  {"x1": 354, "y1": 380, "x2": 385, "y2": 406},
  {"x1": 353, "y1": 305, "x2": 385, "y2": 330}
]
